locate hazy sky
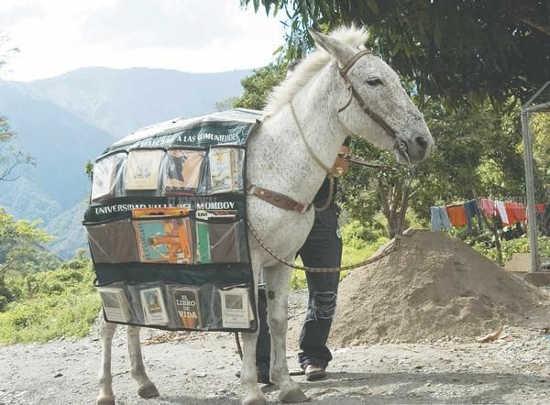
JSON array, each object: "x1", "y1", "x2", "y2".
[{"x1": 0, "y1": 0, "x2": 285, "y2": 81}]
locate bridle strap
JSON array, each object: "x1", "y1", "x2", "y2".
[
  {"x1": 337, "y1": 50, "x2": 398, "y2": 141},
  {"x1": 340, "y1": 49, "x2": 372, "y2": 76},
  {"x1": 290, "y1": 101, "x2": 333, "y2": 175}
]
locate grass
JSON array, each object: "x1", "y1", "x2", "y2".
[{"x1": 0, "y1": 264, "x2": 101, "y2": 345}]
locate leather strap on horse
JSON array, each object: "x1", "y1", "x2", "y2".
[
  {"x1": 247, "y1": 216, "x2": 404, "y2": 273},
  {"x1": 337, "y1": 49, "x2": 398, "y2": 142},
  {"x1": 248, "y1": 185, "x2": 311, "y2": 214}
]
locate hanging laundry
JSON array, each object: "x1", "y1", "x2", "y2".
[
  {"x1": 536, "y1": 203, "x2": 546, "y2": 214},
  {"x1": 446, "y1": 204, "x2": 468, "y2": 228},
  {"x1": 495, "y1": 200, "x2": 509, "y2": 225},
  {"x1": 479, "y1": 198, "x2": 497, "y2": 217},
  {"x1": 505, "y1": 201, "x2": 526, "y2": 225},
  {"x1": 430, "y1": 206, "x2": 452, "y2": 231},
  {"x1": 464, "y1": 199, "x2": 483, "y2": 232}
]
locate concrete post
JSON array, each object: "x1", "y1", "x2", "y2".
[{"x1": 520, "y1": 111, "x2": 540, "y2": 272}]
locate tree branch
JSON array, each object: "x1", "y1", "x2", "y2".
[{"x1": 519, "y1": 17, "x2": 550, "y2": 37}]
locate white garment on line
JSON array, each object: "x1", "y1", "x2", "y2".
[{"x1": 495, "y1": 200, "x2": 509, "y2": 225}]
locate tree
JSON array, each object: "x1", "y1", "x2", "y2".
[
  {"x1": 0, "y1": 117, "x2": 32, "y2": 181},
  {"x1": 0, "y1": 208, "x2": 61, "y2": 310},
  {"x1": 0, "y1": 36, "x2": 29, "y2": 181},
  {"x1": 233, "y1": 63, "x2": 288, "y2": 110},
  {"x1": 242, "y1": 0, "x2": 550, "y2": 102}
]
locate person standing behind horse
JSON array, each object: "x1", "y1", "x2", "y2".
[
  {"x1": 254, "y1": 138, "x2": 350, "y2": 383},
  {"x1": 252, "y1": 59, "x2": 351, "y2": 382}
]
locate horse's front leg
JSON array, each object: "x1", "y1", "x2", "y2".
[
  {"x1": 127, "y1": 325, "x2": 159, "y2": 399},
  {"x1": 264, "y1": 264, "x2": 308, "y2": 403},
  {"x1": 97, "y1": 317, "x2": 116, "y2": 405},
  {"x1": 240, "y1": 254, "x2": 267, "y2": 405}
]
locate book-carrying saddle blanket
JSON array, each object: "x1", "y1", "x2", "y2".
[{"x1": 83, "y1": 109, "x2": 263, "y2": 332}]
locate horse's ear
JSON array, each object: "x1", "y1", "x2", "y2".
[{"x1": 309, "y1": 29, "x2": 355, "y2": 67}]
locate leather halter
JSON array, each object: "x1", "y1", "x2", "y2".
[
  {"x1": 337, "y1": 49, "x2": 398, "y2": 141},
  {"x1": 249, "y1": 48, "x2": 406, "y2": 214}
]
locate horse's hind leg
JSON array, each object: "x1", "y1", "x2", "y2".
[
  {"x1": 264, "y1": 264, "x2": 308, "y2": 403},
  {"x1": 97, "y1": 317, "x2": 117, "y2": 405},
  {"x1": 127, "y1": 326, "x2": 159, "y2": 399}
]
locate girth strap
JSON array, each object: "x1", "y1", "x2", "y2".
[{"x1": 248, "y1": 185, "x2": 311, "y2": 214}]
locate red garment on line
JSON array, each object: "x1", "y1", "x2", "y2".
[
  {"x1": 446, "y1": 204, "x2": 467, "y2": 227},
  {"x1": 505, "y1": 202, "x2": 526, "y2": 225},
  {"x1": 536, "y1": 204, "x2": 546, "y2": 214}
]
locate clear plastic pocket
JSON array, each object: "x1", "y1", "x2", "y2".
[
  {"x1": 193, "y1": 211, "x2": 247, "y2": 264},
  {"x1": 98, "y1": 283, "x2": 133, "y2": 323},
  {"x1": 165, "y1": 283, "x2": 222, "y2": 330},
  {"x1": 91, "y1": 152, "x2": 127, "y2": 203},
  {"x1": 219, "y1": 285, "x2": 254, "y2": 329},
  {"x1": 87, "y1": 219, "x2": 139, "y2": 263},
  {"x1": 132, "y1": 208, "x2": 193, "y2": 264},
  {"x1": 203, "y1": 147, "x2": 245, "y2": 194},
  {"x1": 127, "y1": 282, "x2": 170, "y2": 326},
  {"x1": 124, "y1": 149, "x2": 165, "y2": 193},
  {"x1": 162, "y1": 149, "x2": 205, "y2": 195}
]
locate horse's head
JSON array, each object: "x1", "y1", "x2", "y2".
[{"x1": 310, "y1": 29, "x2": 434, "y2": 164}]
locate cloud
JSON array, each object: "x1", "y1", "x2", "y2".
[{"x1": 0, "y1": 0, "x2": 284, "y2": 81}]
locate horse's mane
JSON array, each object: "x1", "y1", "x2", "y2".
[{"x1": 265, "y1": 26, "x2": 368, "y2": 114}]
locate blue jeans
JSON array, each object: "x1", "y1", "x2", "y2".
[{"x1": 256, "y1": 207, "x2": 342, "y2": 372}]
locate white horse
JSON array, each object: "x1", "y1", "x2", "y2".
[{"x1": 96, "y1": 26, "x2": 433, "y2": 405}]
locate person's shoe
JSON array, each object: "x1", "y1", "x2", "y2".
[{"x1": 304, "y1": 364, "x2": 326, "y2": 381}]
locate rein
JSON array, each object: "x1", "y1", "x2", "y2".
[{"x1": 246, "y1": 47, "x2": 417, "y2": 272}]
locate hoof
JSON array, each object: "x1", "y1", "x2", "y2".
[
  {"x1": 96, "y1": 396, "x2": 115, "y2": 405},
  {"x1": 242, "y1": 396, "x2": 267, "y2": 405},
  {"x1": 138, "y1": 382, "x2": 160, "y2": 399},
  {"x1": 279, "y1": 387, "x2": 309, "y2": 403}
]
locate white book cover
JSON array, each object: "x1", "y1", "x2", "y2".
[
  {"x1": 125, "y1": 150, "x2": 164, "y2": 190},
  {"x1": 140, "y1": 287, "x2": 169, "y2": 325},
  {"x1": 98, "y1": 287, "x2": 132, "y2": 323},
  {"x1": 209, "y1": 148, "x2": 233, "y2": 193},
  {"x1": 220, "y1": 287, "x2": 251, "y2": 329}
]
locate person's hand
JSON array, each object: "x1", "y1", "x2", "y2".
[{"x1": 331, "y1": 145, "x2": 350, "y2": 177}]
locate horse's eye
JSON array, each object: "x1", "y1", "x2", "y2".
[{"x1": 366, "y1": 78, "x2": 383, "y2": 86}]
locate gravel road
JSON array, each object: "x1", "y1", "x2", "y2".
[{"x1": 1, "y1": 290, "x2": 549, "y2": 405}]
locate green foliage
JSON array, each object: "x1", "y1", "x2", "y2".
[
  {"x1": 0, "y1": 262, "x2": 100, "y2": 344},
  {"x1": 473, "y1": 235, "x2": 550, "y2": 264},
  {"x1": 405, "y1": 98, "x2": 528, "y2": 221},
  {"x1": 0, "y1": 208, "x2": 61, "y2": 309},
  {"x1": 233, "y1": 63, "x2": 287, "y2": 110},
  {"x1": 0, "y1": 116, "x2": 33, "y2": 182},
  {"x1": 242, "y1": 0, "x2": 550, "y2": 102}
]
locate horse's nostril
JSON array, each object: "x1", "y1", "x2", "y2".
[{"x1": 415, "y1": 136, "x2": 428, "y2": 150}]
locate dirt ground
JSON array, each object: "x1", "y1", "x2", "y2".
[{"x1": 1, "y1": 289, "x2": 549, "y2": 405}]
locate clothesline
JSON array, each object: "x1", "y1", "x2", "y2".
[{"x1": 430, "y1": 197, "x2": 547, "y2": 232}]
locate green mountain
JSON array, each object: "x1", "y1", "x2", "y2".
[{"x1": 0, "y1": 67, "x2": 249, "y2": 258}]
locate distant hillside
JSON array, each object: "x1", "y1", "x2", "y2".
[
  {"x1": 0, "y1": 67, "x2": 249, "y2": 258},
  {"x1": 0, "y1": 81, "x2": 112, "y2": 209},
  {"x1": 31, "y1": 67, "x2": 251, "y2": 139}
]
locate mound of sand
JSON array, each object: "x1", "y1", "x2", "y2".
[{"x1": 330, "y1": 230, "x2": 550, "y2": 346}]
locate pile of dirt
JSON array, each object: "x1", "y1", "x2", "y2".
[{"x1": 330, "y1": 230, "x2": 550, "y2": 346}]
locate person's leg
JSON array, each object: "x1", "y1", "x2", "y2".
[
  {"x1": 297, "y1": 208, "x2": 342, "y2": 373},
  {"x1": 255, "y1": 284, "x2": 271, "y2": 383}
]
